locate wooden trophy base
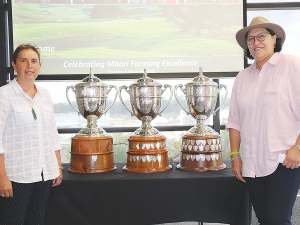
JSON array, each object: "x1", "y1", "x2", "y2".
[
  {"x1": 123, "y1": 136, "x2": 172, "y2": 173},
  {"x1": 177, "y1": 135, "x2": 226, "y2": 172},
  {"x1": 69, "y1": 136, "x2": 116, "y2": 173}
]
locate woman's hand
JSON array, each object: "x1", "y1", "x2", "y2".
[
  {"x1": 52, "y1": 169, "x2": 63, "y2": 187},
  {"x1": 282, "y1": 145, "x2": 300, "y2": 169},
  {"x1": 53, "y1": 150, "x2": 63, "y2": 187},
  {"x1": 232, "y1": 158, "x2": 246, "y2": 183},
  {"x1": 0, "y1": 175, "x2": 13, "y2": 197},
  {"x1": 0, "y1": 154, "x2": 13, "y2": 197},
  {"x1": 229, "y1": 129, "x2": 245, "y2": 183}
]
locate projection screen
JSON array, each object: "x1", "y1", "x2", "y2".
[{"x1": 12, "y1": 0, "x2": 244, "y2": 75}]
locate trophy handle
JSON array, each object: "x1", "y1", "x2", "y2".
[
  {"x1": 66, "y1": 85, "x2": 80, "y2": 115},
  {"x1": 119, "y1": 85, "x2": 135, "y2": 117},
  {"x1": 104, "y1": 85, "x2": 118, "y2": 114},
  {"x1": 212, "y1": 84, "x2": 228, "y2": 115},
  {"x1": 174, "y1": 84, "x2": 190, "y2": 115},
  {"x1": 157, "y1": 84, "x2": 173, "y2": 116}
]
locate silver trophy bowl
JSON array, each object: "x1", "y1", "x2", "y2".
[
  {"x1": 119, "y1": 69, "x2": 173, "y2": 137},
  {"x1": 66, "y1": 69, "x2": 118, "y2": 137},
  {"x1": 175, "y1": 67, "x2": 228, "y2": 136}
]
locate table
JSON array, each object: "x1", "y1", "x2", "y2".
[{"x1": 45, "y1": 161, "x2": 251, "y2": 225}]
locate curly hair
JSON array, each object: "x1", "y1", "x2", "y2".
[
  {"x1": 245, "y1": 28, "x2": 283, "y2": 60},
  {"x1": 13, "y1": 44, "x2": 40, "y2": 64}
]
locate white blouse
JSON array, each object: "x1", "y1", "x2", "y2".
[{"x1": 0, "y1": 79, "x2": 61, "y2": 183}]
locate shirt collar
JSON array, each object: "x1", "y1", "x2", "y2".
[
  {"x1": 249, "y1": 52, "x2": 282, "y2": 71},
  {"x1": 249, "y1": 61, "x2": 257, "y2": 71},
  {"x1": 11, "y1": 78, "x2": 39, "y2": 95},
  {"x1": 268, "y1": 52, "x2": 281, "y2": 66},
  {"x1": 11, "y1": 78, "x2": 23, "y2": 95}
]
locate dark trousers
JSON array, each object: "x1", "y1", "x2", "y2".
[
  {"x1": 0, "y1": 180, "x2": 52, "y2": 225},
  {"x1": 245, "y1": 164, "x2": 300, "y2": 225}
]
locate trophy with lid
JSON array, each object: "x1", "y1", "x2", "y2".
[
  {"x1": 119, "y1": 69, "x2": 173, "y2": 173},
  {"x1": 66, "y1": 69, "x2": 118, "y2": 173},
  {"x1": 174, "y1": 67, "x2": 228, "y2": 172}
]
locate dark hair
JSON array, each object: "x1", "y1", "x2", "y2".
[
  {"x1": 13, "y1": 44, "x2": 40, "y2": 64},
  {"x1": 245, "y1": 28, "x2": 283, "y2": 60}
]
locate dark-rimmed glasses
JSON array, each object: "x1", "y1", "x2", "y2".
[{"x1": 246, "y1": 33, "x2": 270, "y2": 45}]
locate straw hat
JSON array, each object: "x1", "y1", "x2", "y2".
[{"x1": 236, "y1": 16, "x2": 286, "y2": 49}]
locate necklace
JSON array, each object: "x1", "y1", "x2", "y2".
[
  {"x1": 23, "y1": 91, "x2": 37, "y2": 120},
  {"x1": 32, "y1": 108, "x2": 37, "y2": 120}
]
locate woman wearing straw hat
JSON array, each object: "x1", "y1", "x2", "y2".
[{"x1": 226, "y1": 16, "x2": 300, "y2": 224}]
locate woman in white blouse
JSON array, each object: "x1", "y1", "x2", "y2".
[{"x1": 0, "y1": 44, "x2": 63, "y2": 224}]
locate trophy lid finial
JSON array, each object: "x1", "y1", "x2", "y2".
[
  {"x1": 193, "y1": 67, "x2": 207, "y2": 82},
  {"x1": 81, "y1": 68, "x2": 104, "y2": 84},
  {"x1": 89, "y1": 68, "x2": 95, "y2": 82},
  {"x1": 143, "y1": 69, "x2": 149, "y2": 80},
  {"x1": 132, "y1": 68, "x2": 161, "y2": 87},
  {"x1": 199, "y1": 67, "x2": 205, "y2": 77},
  {"x1": 188, "y1": 67, "x2": 216, "y2": 85}
]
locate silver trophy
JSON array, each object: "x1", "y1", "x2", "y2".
[
  {"x1": 174, "y1": 67, "x2": 228, "y2": 172},
  {"x1": 66, "y1": 69, "x2": 118, "y2": 137},
  {"x1": 66, "y1": 69, "x2": 118, "y2": 173},
  {"x1": 119, "y1": 69, "x2": 173, "y2": 173},
  {"x1": 175, "y1": 67, "x2": 228, "y2": 136},
  {"x1": 119, "y1": 69, "x2": 173, "y2": 137}
]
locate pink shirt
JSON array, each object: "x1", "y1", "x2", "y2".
[{"x1": 226, "y1": 52, "x2": 300, "y2": 177}]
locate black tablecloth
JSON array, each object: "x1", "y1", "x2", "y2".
[{"x1": 45, "y1": 161, "x2": 250, "y2": 225}]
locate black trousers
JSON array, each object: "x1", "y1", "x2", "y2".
[
  {"x1": 0, "y1": 180, "x2": 52, "y2": 225},
  {"x1": 245, "y1": 164, "x2": 300, "y2": 225}
]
